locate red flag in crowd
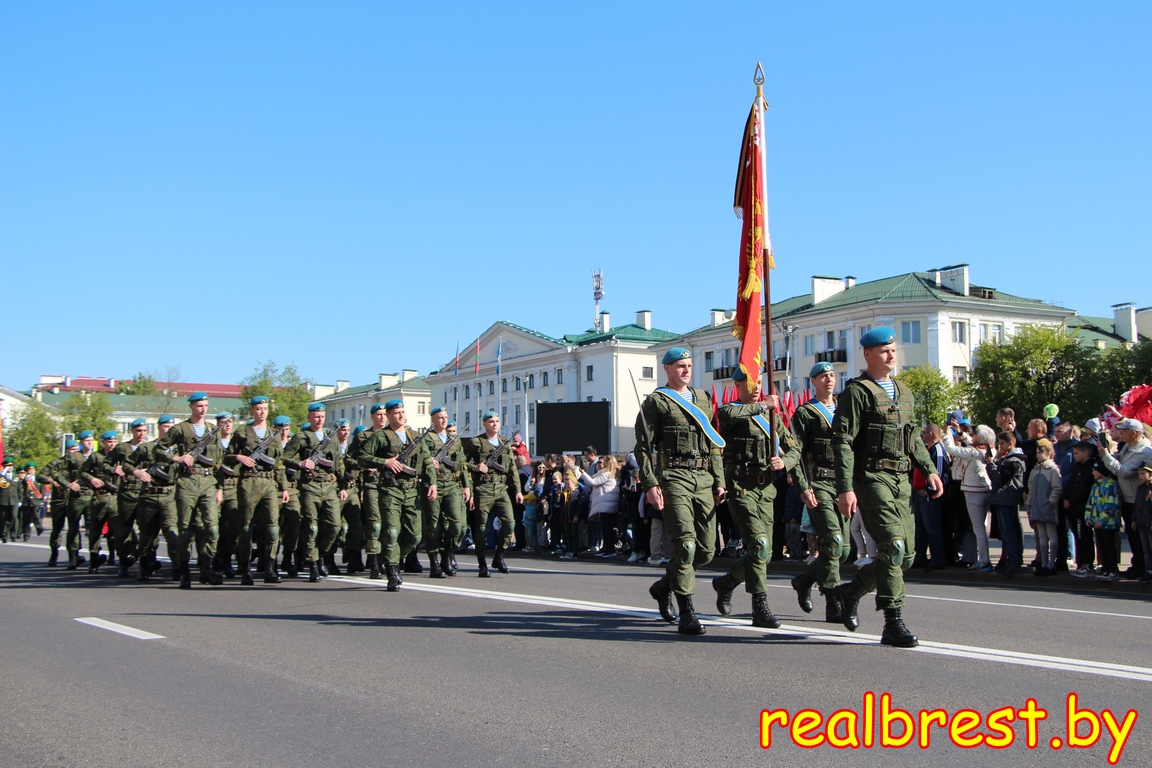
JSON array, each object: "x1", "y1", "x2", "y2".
[
  {"x1": 711, "y1": 385, "x2": 721, "y2": 428},
  {"x1": 1119, "y1": 383, "x2": 1152, "y2": 428},
  {"x1": 474, "y1": 339, "x2": 480, "y2": 374}
]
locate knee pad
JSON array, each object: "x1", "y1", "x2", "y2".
[
  {"x1": 820, "y1": 533, "x2": 844, "y2": 559},
  {"x1": 879, "y1": 537, "x2": 906, "y2": 567},
  {"x1": 205, "y1": 525, "x2": 219, "y2": 544},
  {"x1": 678, "y1": 538, "x2": 696, "y2": 563},
  {"x1": 266, "y1": 525, "x2": 280, "y2": 541},
  {"x1": 386, "y1": 527, "x2": 400, "y2": 542},
  {"x1": 309, "y1": 524, "x2": 319, "y2": 536},
  {"x1": 370, "y1": 523, "x2": 383, "y2": 539},
  {"x1": 752, "y1": 536, "x2": 770, "y2": 563}
]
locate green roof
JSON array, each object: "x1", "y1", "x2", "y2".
[
  {"x1": 1065, "y1": 315, "x2": 1146, "y2": 349},
  {"x1": 562, "y1": 323, "x2": 681, "y2": 346},
  {"x1": 497, "y1": 320, "x2": 562, "y2": 345}
]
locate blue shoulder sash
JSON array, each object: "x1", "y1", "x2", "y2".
[
  {"x1": 750, "y1": 413, "x2": 780, "y2": 456},
  {"x1": 805, "y1": 400, "x2": 835, "y2": 427},
  {"x1": 653, "y1": 388, "x2": 725, "y2": 448}
]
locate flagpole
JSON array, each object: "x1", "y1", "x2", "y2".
[{"x1": 754, "y1": 62, "x2": 777, "y2": 454}]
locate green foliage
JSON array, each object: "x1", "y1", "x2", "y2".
[
  {"x1": 894, "y1": 365, "x2": 955, "y2": 428},
  {"x1": 57, "y1": 393, "x2": 117, "y2": 437},
  {"x1": 1096, "y1": 340, "x2": 1152, "y2": 405},
  {"x1": 239, "y1": 361, "x2": 312, "y2": 424},
  {"x1": 3, "y1": 402, "x2": 62, "y2": 468},
  {"x1": 967, "y1": 325, "x2": 1106, "y2": 427},
  {"x1": 116, "y1": 372, "x2": 159, "y2": 396}
]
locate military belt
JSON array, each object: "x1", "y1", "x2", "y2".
[
  {"x1": 189, "y1": 467, "x2": 213, "y2": 477},
  {"x1": 244, "y1": 470, "x2": 277, "y2": 479},
  {"x1": 730, "y1": 471, "x2": 774, "y2": 486},
  {"x1": 864, "y1": 457, "x2": 911, "y2": 473},
  {"x1": 302, "y1": 474, "x2": 338, "y2": 485},
  {"x1": 811, "y1": 467, "x2": 836, "y2": 480},
  {"x1": 384, "y1": 478, "x2": 417, "y2": 491},
  {"x1": 476, "y1": 474, "x2": 504, "y2": 485},
  {"x1": 657, "y1": 454, "x2": 709, "y2": 471},
  {"x1": 144, "y1": 485, "x2": 174, "y2": 495},
  {"x1": 220, "y1": 478, "x2": 238, "y2": 488}
]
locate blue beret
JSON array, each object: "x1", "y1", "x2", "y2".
[
  {"x1": 187, "y1": 392, "x2": 208, "y2": 403},
  {"x1": 216, "y1": 412, "x2": 233, "y2": 421},
  {"x1": 307, "y1": 402, "x2": 325, "y2": 412},
  {"x1": 384, "y1": 399, "x2": 403, "y2": 410},
  {"x1": 158, "y1": 415, "x2": 176, "y2": 425},
  {"x1": 351, "y1": 425, "x2": 367, "y2": 436},
  {"x1": 810, "y1": 362, "x2": 835, "y2": 378},
  {"x1": 482, "y1": 410, "x2": 499, "y2": 421},
  {"x1": 662, "y1": 347, "x2": 691, "y2": 365},
  {"x1": 78, "y1": 430, "x2": 94, "y2": 439},
  {"x1": 246, "y1": 419, "x2": 254, "y2": 425},
  {"x1": 99, "y1": 430, "x2": 118, "y2": 440},
  {"x1": 335, "y1": 418, "x2": 350, "y2": 428},
  {"x1": 447, "y1": 419, "x2": 456, "y2": 427},
  {"x1": 64, "y1": 439, "x2": 79, "y2": 449},
  {"x1": 860, "y1": 327, "x2": 896, "y2": 348},
  {"x1": 130, "y1": 418, "x2": 147, "y2": 428},
  {"x1": 430, "y1": 406, "x2": 446, "y2": 416},
  {"x1": 250, "y1": 395, "x2": 269, "y2": 405},
  {"x1": 298, "y1": 419, "x2": 311, "y2": 427},
  {"x1": 731, "y1": 367, "x2": 748, "y2": 382},
  {"x1": 370, "y1": 403, "x2": 386, "y2": 414},
  {"x1": 272, "y1": 415, "x2": 292, "y2": 427}
]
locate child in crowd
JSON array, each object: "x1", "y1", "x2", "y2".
[
  {"x1": 986, "y1": 431, "x2": 1026, "y2": 577},
  {"x1": 1134, "y1": 462, "x2": 1152, "y2": 584},
  {"x1": 522, "y1": 484, "x2": 539, "y2": 554},
  {"x1": 1085, "y1": 459, "x2": 1121, "y2": 581},
  {"x1": 1064, "y1": 440, "x2": 1098, "y2": 578},
  {"x1": 1025, "y1": 438, "x2": 1064, "y2": 575}
]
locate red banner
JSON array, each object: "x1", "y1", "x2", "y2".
[{"x1": 732, "y1": 97, "x2": 772, "y2": 382}]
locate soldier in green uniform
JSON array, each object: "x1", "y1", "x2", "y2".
[
  {"x1": 332, "y1": 419, "x2": 364, "y2": 574},
  {"x1": 635, "y1": 347, "x2": 725, "y2": 636},
  {"x1": 348, "y1": 404, "x2": 388, "y2": 580},
  {"x1": 129, "y1": 415, "x2": 178, "y2": 581},
  {"x1": 213, "y1": 412, "x2": 241, "y2": 577},
  {"x1": 419, "y1": 407, "x2": 472, "y2": 578},
  {"x1": 19, "y1": 462, "x2": 46, "y2": 540},
  {"x1": 276, "y1": 417, "x2": 302, "y2": 577},
  {"x1": 358, "y1": 399, "x2": 428, "y2": 590},
  {"x1": 464, "y1": 411, "x2": 522, "y2": 578},
  {"x1": 831, "y1": 327, "x2": 943, "y2": 648},
  {"x1": 155, "y1": 393, "x2": 226, "y2": 589},
  {"x1": 42, "y1": 440, "x2": 80, "y2": 566},
  {"x1": 711, "y1": 369, "x2": 799, "y2": 628},
  {"x1": 104, "y1": 418, "x2": 149, "y2": 577},
  {"x1": 789, "y1": 362, "x2": 850, "y2": 622},
  {"x1": 282, "y1": 403, "x2": 347, "y2": 583},
  {"x1": 224, "y1": 396, "x2": 289, "y2": 585},
  {"x1": 61, "y1": 431, "x2": 98, "y2": 570},
  {"x1": 80, "y1": 430, "x2": 121, "y2": 572}
]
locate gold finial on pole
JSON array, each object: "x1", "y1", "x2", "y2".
[{"x1": 753, "y1": 62, "x2": 767, "y2": 106}]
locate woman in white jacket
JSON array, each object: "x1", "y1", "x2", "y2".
[
  {"x1": 582, "y1": 455, "x2": 620, "y2": 557},
  {"x1": 942, "y1": 424, "x2": 996, "y2": 572}
]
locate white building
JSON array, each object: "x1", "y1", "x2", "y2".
[
  {"x1": 424, "y1": 312, "x2": 679, "y2": 455},
  {"x1": 316, "y1": 371, "x2": 432, "y2": 430}
]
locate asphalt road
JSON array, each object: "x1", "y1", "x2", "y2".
[{"x1": 2, "y1": 538, "x2": 1149, "y2": 768}]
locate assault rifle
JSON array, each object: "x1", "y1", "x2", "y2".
[
  {"x1": 185, "y1": 423, "x2": 224, "y2": 471},
  {"x1": 303, "y1": 429, "x2": 335, "y2": 480},
  {"x1": 385, "y1": 428, "x2": 428, "y2": 479},
  {"x1": 470, "y1": 435, "x2": 512, "y2": 475},
  {"x1": 246, "y1": 424, "x2": 283, "y2": 468},
  {"x1": 144, "y1": 445, "x2": 176, "y2": 484},
  {"x1": 432, "y1": 432, "x2": 461, "y2": 471}
]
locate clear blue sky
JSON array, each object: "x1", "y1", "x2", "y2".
[{"x1": 3, "y1": 2, "x2": 1148, "y2": 390}]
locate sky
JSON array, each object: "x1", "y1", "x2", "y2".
[{"x1": 2, "y1": 1, "x2": 1149, "y2": 391}]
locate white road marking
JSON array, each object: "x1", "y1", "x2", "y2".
[
  {"x1": 74, "y1": 617, "x2": 164, "y2": 640},
  {"x1": 903, "y1": 592, "x2": 1152, "y2": 621},
  {"x1": 333, "y1": 574, "x2": 1152, "y2": 683}
]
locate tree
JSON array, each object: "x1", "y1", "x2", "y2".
[
  {"x1": 57, "y1": 393, "x2": 117, "y2": 437},
  {"x1": 1096, "y1": 340, "x2": 1152, "y2": 406},
  {"x1": 966, "y1": 325, "x2": 1105, "y2": 428},
  {"x1": 239, "y1": 361, "x2": 312, "y2": 424},
  {"x1": 3, "y1": 402, "x2": 62, "y2": 468},
  {"x1": 894, "y1": 365, "x2": 955, "y2": 428},
  {"x1": 116, "y1": 372, "x2": 159, "y2": 396}
]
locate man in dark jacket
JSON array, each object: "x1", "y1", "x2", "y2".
[{"x1": 1065, "y1": 440, "x2": 1098, "y2": 577}]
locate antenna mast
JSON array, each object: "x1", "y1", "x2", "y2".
[{"x1": 592, "y1": 269, "x2": 604, "y2": 332}]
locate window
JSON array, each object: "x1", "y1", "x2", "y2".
[
  {"x1": 515, "y1": 404, "x2": 521, "y2": 424},
  {"x1": 529, "y1": 438, "x2": 535, "y2": 455},
  {"x1": 556, "y1": 398, "x2": 563, "y2": 403},
  {"x1": 528, "y1": 403, "x2": 535, "y2": 424},
  {"x1": 704, "y1": 351, "x2": 715, "y2": 371},
  {"x1": 952, "y1": 366, "x2": 968, "y2": 384},
  {"x1": 586, "y1": 365, "x2": 594, "y2": 382},
  {"x1": 501, "y1": 378, "x2": 507, "y2": 393},
  {"x1": 858, "y1": 324, "x2": 871, "y2": 341},
  {"x1": 587, "y1": 396, "x2": 594, "y2": 402},
  {"x1": 803, "y1": 335, "x2": 815, "y2": 356},
  {"x1": 515, "y1": 376, "x2": 521, "y2": 391},
  {"x1": 527, "y1": 373, "x2": 534, "y2": 389},
  {"x1": 418, "y1": 402, "x2": 426, "y2": 415},
  {"x1": 340, "y1": 408, "x2": 345, "y2": 419},
  {"x1": 443, "y1": 391, "x2": 447, "y2": 404},
  {"x1": 641, "y1": 366, "x2": 654, "y2": 379},
  {"x1": 488, "y1": 380, "x2": 495, "y2": 395},
  {"x1": 556, "y1": 368, "x2": 563, "y2": 384},
  {"x1": 951, "y1": 321, "x2": 967, "y2": 344},
  {"x1": 803, "y1": 376, "x2": 811, "y2": 392},
  {"x1": 838, "y1": 329, "x2": 848, "y2": 350},
  {"x1": 464, "y1": 413, "x2": 471, "y2": 430},
  {"x1": 501, "y1": 407, "x2": 507, "y2": 423},
  {"x1": 826, "y1": 331, "x2": 835, "y2": 351},
  {"x1": 991, "y1": 323, "x2": 1003, "y2": 343},
  {"x1": 723, "y1": 347, "x2": 733, "y2": 367},
  {"x1": 771, "y1": 341, "x2": 782, "y2": 359},
  {"x1": 464, "y1": 384, "x2": 470, "y2": 399},
  {"x1": 453, "y1": 386, "x2": 458, "y2": 401},
  {"x1": 542, "y1": 371, "x2": 549, "y2": 387},
  {"x1": 838, "y1": 373, "x2": 847, "y2": 392},
  {"x1": 900, "y1": 320, "x2": 921, "y2": 344}
]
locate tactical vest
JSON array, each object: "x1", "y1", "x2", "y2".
[
  {"x1": 720, "y1": 407, "x2": 771, "y2": 471},
  {"x1": 798, "y1": 402, "x2": 836, "y2": 480},
  {"x1": 654, "y1": 387, "x2": 714, "y2": 466},
  {"x1": 851, "y1": 377, "x2": 917, "y2": 464}
]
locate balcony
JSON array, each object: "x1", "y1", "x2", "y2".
[
  {"x1": 815, "y1": 349, "x2": 847, "y2": 364},
  {"x1": 771, "y1": 357, "x2": 788, "y2": 372},
  {"x1": 712, "y1": 365, "x2": 736, "y2": 381}
]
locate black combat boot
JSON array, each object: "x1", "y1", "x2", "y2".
[
  {"x1": 477, "y1": 554, "x2": 490, "y2": 578},
  {"x1": 403, "y1": 550, "x2": 424, "y2": 573},
  {"x1": 386, "y1": 564, "x2": 401, "y2": 591},
  {"x1": 240, "y1": 565, "x2": 255, "y2": 586},
  {"x1": 47, "y1": 547, "x2": 58, "y2": 567},
  {"x1": 675, "y1": 593, "x2": 705, "y2": 636},
  {"x1": 492, "y1": 546, "x2": 510, "y2": 574},
  {"x1": 368, "y1": 554, "x2": 383, "y2": 579},
  {"x1": 832, "y1": 576, "x2": 868, "y2": 632},
  {"x1": 880, "y1": 608, "x2": 919, "y2": 648},
  {"x1": 222, "y1": 556, "x2": 236, "y2": 579},
  {"x1": 308, "y1": 561, "x2": 321, "y2": 583},
  {"x1": 171, "y1": 562, "x2": 184, "y2": 581},
  {"x1": 88, "y1": 554, "x2": 102, "y2": 574},
  {"x1": 317, "y1": 557, "x2": 329, "y2": 577},
  {"x1": 202, "y1": 560, "x2": 224, "y2": 586},
  {"x1": 118, "y1": 560, "x2": 131, "y2": 578},
  {"x1": 107, "y1": 550, "x2": 117, "y2": 566},
  {"x1": 263, "y1": 560, "x2": 282, "y2": 584},
  {"x1": 791, "y1": 572, "x2": 816, "y2": 613},
  {"x1": 649, "y1": 573, "x2": 677, "y2": 623},
  {"x1": 179, "y1": 564, "x2": 192, "y2": 590},
  {"x1": 137, "y1": 555, "x2": 153, "y2": 582},
  {"x1": 751, "y1": 592, "x2": 782, "y2": 628},
  {"x1": 440, "y1": 550, "x2": 455, "y2": 577},
  {"x1": 712, "y1": 573, "x2": 739, "y2": 616},
  {"x1": 66, "y1": 552, "x2": 78, "y2": 570},
  {"x1": 429, "y1": 552, "x2": 445, "y2": 579},
  {"x1": 346, "y1": 549, "x2": 363, "y2": 574},
  {"x1": 821, "y1": 588, "x2": 843, "y2": 623},
  {"x1": 325, "y1": 552, "x2": 341, "y2": 576},
  {"x1": 448, "y1": 551, "x2": 459, "y2": 576}
]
